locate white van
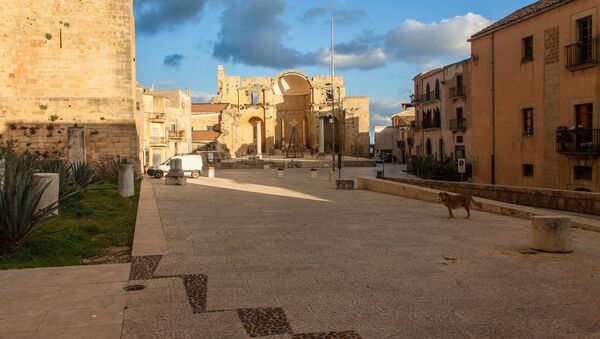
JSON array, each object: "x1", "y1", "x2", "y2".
[{"x1": 146, "y1": 155, "x2": 204, "y2": 179}]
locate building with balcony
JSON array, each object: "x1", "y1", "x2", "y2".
[
  {"x1": 470, "y1": 0, "x2": 600, "y2": 191},
  {"x1": 391, "y1": 104, "x2": 416, "y2": 163},
  {"x1": 135, "y1": 88, "x2": 192, "y2": 168},
  {"x1": 411, "y1": 59, "x2": 473, "y2": 165}
]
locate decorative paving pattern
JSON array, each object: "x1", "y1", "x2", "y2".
[
  {"x1": 292, "y1": 331, "x2": 362, "y2": 339},
  {"x1": 129, "y1": 255, "x2": 162, "y2": 280},
  {"x1": 128, "y1": 255, "x2": 360, "y2": 338},
  {"x1": 237, "y1": 307, "x2": 293, "y2": 337}
]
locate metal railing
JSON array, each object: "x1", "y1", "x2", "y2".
[
  {"x1": 556, "y1": 128, "x2": 600, "y2": 156},
  {"x1": 169, "y1": 130, "x2": 186, "y2": 139},
  {"x1": 449, "y1": 86, "x2": 466, "y2": 98},
  {"x1": 565, "y1": 37, "x2": 598, "y2": 70},
  {"x1": 422, "y1": 119, "x2": 441, "y2": 129},
  {"x1": 421, "y1": 91, "x2": 440, "y2": 103},
  {"x1": 411, "y1": 121, "x2": 421, "y2": 131},
  {"x1": 449, "y1": 118, "x2": 467, "y2": 130},
  {"x1": 148, "y1": 112, "x2": 166, "y2": 121},
  {"x1": 149, "y1": 136, "x2": 166, "y2": 144}
]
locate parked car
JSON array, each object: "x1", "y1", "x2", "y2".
[{"x1": 146, "y1": 155, "x2": 204, "y2": 179}]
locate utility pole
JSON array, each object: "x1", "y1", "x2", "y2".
[{"x1": 331, "y1": 17, "x2": 336, "y2": 172}]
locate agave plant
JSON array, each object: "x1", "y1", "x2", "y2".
[
  {"x1": 0, "y1": 152, "x2": 59, "y2": 251},
  {"x1": 36, "y1": 159, "x2": 78, "y2": 199},
  {"x1": 71, "y1": 161, "x2": 98, "y2": 190}
]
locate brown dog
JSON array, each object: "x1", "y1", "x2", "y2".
[{"x1": 439, "y1": 192, "x2": 482, "y2": 218}]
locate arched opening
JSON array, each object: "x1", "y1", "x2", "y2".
[
  {"x1": 275, "y1": 73, "x2": 313, "y2": 151},
  {"x1": 426, "y1": 83, "x2": 431, "y2": 101},
  {"x1": 438, "y1": 138, "x2": 444, "y2": 161},
  {"x1": 426, "y1": 138, "x2": 432, "y2": 155},
  {"x1": 435, "y1": 80, "x2": 440, "y2": 99},
  {"x1": 434, "y1": 107, "x2": 440, "y2": 127}
]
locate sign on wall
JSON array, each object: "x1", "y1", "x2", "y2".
[{"x1": 458, "y1": 158, "x2": 466, "y2": 174}]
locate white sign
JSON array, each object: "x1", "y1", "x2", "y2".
[{"x1": 458, "y1": 158, "x2": 466, "y2": 174}]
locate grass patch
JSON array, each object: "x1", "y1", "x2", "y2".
[{"x1": 0, "y1": 180, "x2": 140, "y2": 269}]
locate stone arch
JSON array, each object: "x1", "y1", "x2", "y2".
[
  {"x1": 426, "y1": 83, "x2": 431, "y2": 101},
  {"x1": 435, "y1": 79, "x2": 440, "y2": 99},
  {"x1": 274, "y1": 71, "x2": 314, "y2": 150}
]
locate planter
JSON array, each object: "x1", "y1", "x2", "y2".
[
  {"x1": 336, "y1": 179, "x2": 355, "y2": 190},
  {"x1": 118, "y1": 164, "x2": 134, "y2": 197},
  {"x1": 277, "y1": 169, "x2": 284, "y2": 178},
  {"x1": 310, "y1": 169, "x2": 317, "y2": 179},
  {"x1": 33, "y1": 173, "x2": 60, "y2": 215}
]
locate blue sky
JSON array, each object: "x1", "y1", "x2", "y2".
[{"x1": 134, "y1": 0, "x2": 533, "y2": 126}]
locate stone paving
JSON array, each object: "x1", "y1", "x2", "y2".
[
  {"x1": 123, "y1": 168, "x2": 600, "y2": 338},
  {"x1": 0, "y1": 264, "x2": 129, "y2": 339}
]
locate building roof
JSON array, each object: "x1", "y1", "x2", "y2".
[
  {"x1": 192, "y1": 103, "x2": 228, "y2": 113},
  {"x1": 471, "y1": 0, "x2": 571, "y2": 40},
  {"x1": 192, "y1": 130, "x2": 220, "y2": 142}
]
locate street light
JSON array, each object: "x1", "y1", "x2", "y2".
[{"x1": 329, "y1": 113, "x2": 335, "y2": 172}]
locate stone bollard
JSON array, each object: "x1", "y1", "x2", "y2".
[
  {"x1": 310, "y1": 169, "x2": 318, "y2": 179},
  {"x1": 165, "y1": 158, "x2": 187, "y2": 185},
  {"x1": 208, "y1": 166, "x2": 215, "y2": 178},
  {"x1": 277, "y1": 168, "x2": 284, "y2": 178},
  {"x1": 118, "y1": 164, "x2": 134, "y2": 197},
  {"x1": 263, "y1": 164, "x2": 270, "y2": 169},
  {"x1": 530, "y1": 216, "x2": 573, "y2": 253},
  {"x1": 33, "y1": 173, "x2": 59, "y2": 215}
]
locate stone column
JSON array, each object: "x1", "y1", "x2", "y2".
[
  {"x1": 256, "y1": 121, "x2": 262, "y2": 159},
  {"x1": 118, "y1": 164, "x2": 134, "y2": 197},
  {"x1": 530, "y1": 216, "x2": 572, "y2": 253},
  {"x1": 319, "y1": 117, "x2": 325, "y2": 154},
  {"x1": 33, "y1": 173, "x2": 59, "y2": 215}
]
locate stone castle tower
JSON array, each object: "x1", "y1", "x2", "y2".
[{"x1": 0, "y1": 0, "x2": 139, "y2": 165}]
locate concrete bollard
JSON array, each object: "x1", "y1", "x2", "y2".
[
  {"x1": 277, "y1": 169, "x2": 284, "y2": 178},
  {"x1": 530, "y1": 216, "x2": 572, "y2": 253},
  {"x1": 263, "y1": 164, "x2": 270, "y2": 169},
  {"x1": 118, "y1": 164, "x2": 134, "y2": 197},
  {"x1": 33, "y1": 173, "x2": 59, "y2": 215},
  {"x1": 208, "y1": 166, "x2": 215, "y2": 178},
  {"x1": 310, "y1": 169, "x2": 318, "y2": 179}
]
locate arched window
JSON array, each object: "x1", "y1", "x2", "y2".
[
  {"x1": 439, "y1": 138, "x2": 444, "y2": 161},
  {"x1": 426, "y1": 138, "x2": 432, "y2": 155},
  {"x1": 435, "y1": 80, "x2": 440, "y2": 99},
  {"x1": 434, "y1": 108, "x2": 440, "y2": 126},
  {"x1": 426, "y1": 83, "x2": 431, "y2": 101}
]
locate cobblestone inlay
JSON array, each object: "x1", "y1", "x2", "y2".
[
  {"x1": 291, "y1": 331, "x2": 363, "y2": 339},
  {"x1": 182, "y1": 274, "x2": 208, "y2": 313},
  {"x1": 237, "y1": 307, "x2": 294, "y2": 337},
  {"x1": 129, "y1": 255, "x2": 162, "y2": 280}
]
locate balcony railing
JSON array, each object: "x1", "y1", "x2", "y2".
[
  {"x1": 169, "y1": 130, "x2": 186, "y2": 140},
  {"x1": 150, "y1": 136, "x2": 166, "y2": 145},
  {"x1": 420, "y1": 91, "x2": 440, "y2": 103},
  {"x1": 422, "y1": 119, "x2": 441, "y2": 129},
  {"x1": 556, "y1": 128, "x2": 600, "y2": 157},
  {"x1": 565, "y1": 37, "x2": 598, "y2": 70},
  {"x1": 449, "y1": 118, "x2": 467, "y2": 131},
  {"x1": 411, "y1": 121, "x2": 421, "y2": 131},
  {"x1": 148, "y1": 112, "x2": 166, "y2": 122},
  {"x1": 449, "y1": 86, "x2": 466, "y2": 98},
  {"x1": 410, "y1": 94, "x2": 420, "y2": 104}
]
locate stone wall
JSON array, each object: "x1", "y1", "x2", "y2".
[{"x1": 386, "y1": 177, "x2": 600, "y2": 215}]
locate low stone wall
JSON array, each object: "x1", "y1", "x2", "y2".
[{"x1": 386, "y1": 177, "x2": 600, "y2": 216}]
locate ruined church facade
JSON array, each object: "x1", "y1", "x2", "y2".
[{"x1": 212, "y1": 66, "x2": 370, "y2": 158}]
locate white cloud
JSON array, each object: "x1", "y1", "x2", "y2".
[
  {"x1": 370, "y1": 98, "x2": 405, "y2": 126},
  {"x1": 189, "y1": 90, "x2": 215, "y2": 103},
  {"x1": 386, "y1": 13, "x2": 491, "y2": 65},
  {"x1": 315, "y1": 48, "x2": 387, "y2": 70}
]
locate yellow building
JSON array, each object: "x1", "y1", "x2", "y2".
[{"x1": 470, "y1": 0, "x2": 600, "y2": 191}]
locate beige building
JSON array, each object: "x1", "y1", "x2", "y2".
[
  {"x1": 411, "y1": 58, "x2": 473, "y2": 164},
  {"x1": 0, "y1": 0, "x2": 138, "y2": 166},
  {"x1": 470, "y1": 0, "x2": 600, "y2": 191},
  {"x1": 190, "y1": 103, "x2": 228, "y2": 152},
  {"x1": 212, "y1": 66, "x2": 370, "y2": 158},
  {"x1": 391, "y1": 105, "x2": 416, "y2": 163},
  {"x1": 135, "y1": 89, "x2": 192, "y2": 168}
]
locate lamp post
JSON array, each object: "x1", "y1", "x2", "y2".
[{"x1": 330, "y1": 17, "x2": 336, "y2": 172}]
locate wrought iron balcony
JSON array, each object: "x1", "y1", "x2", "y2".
[
  {"x1": 149, "y1": 136, "x2": 166, "y2": 145},
  {"x1": 420, "y1": 91, "x2": 440, "y2": 103},
  {"x1": 148, "y1": 112, "x2": 166, "y2": 122},
  {"x1": 565, "y1": 37, "x2": 598, "y2": 70},
  {"x1": 410, "y1": 94, "x2": 420, "y2": 103},
  {"x1": 422, "y1": 119, "x2": 441, "y2": 129},
  {"x1": 411, "y1": 121, "x2": 421, "y2": 131},
  {"x1": 556, "y1": 128, "x2": 600, "y2": 157},
  {"x1": 169, "y1": 130, "x2": 187, "y2": 140},
  {"x1": 449, "y1": 86, "x2": 466, "y2": 98},
  {"x1": 449, "y1": 118, "x2": 467, "y2": 131}
]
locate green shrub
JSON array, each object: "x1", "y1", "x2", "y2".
[{"x1": 0, "y1": 152, "x2": 59, "y2": 251}]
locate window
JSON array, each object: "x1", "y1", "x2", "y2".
[
  {"x1": 426, "y1": 83, "x2": 431, "y2": 101},
  {"x1": 574, "y1": 166, "x2": 593, "y2": 181},
  {"x1": 522, "y1": 108, "x2": 534, "y2": 136},
  {"x1": 251, "y1": 91, "x2": 259, "y2": 104},
  {"x1": 523, "y1": 164, "x2": 534, "y2": 177},
  {"x1": 577, "y1": 16, "x2": 593, "y2": 63},
  {"x1": 455, "y1": 145, "x2": 465, "y2": 159},
  {"x1": 456, "y1": 75, "x2": 463, "y2": 95},
  {"x1": 170, "y1": 123, "x2": 176, "y2": 133},
  {"x1": 325, "y1": 89, "x2": 333, "y2": 101},
  {"x1": 456, "y1": 136, "x2": 464, "y2": 143},
  {"x1": 435, "y1": 80, "x2": 440, "y2": 99},
  {"x1": 522, "y1": 36, "x2": 533, "y2": 62}
]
